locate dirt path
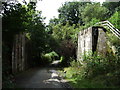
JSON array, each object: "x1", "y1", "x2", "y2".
[{"x1": 15, "y1": 66, "x2": 73, "y2": 89}]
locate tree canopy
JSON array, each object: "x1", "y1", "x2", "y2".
[
  {"x1": 2, "y1": 1, "x2": 120, "y2": 88},
  {"x1": 102, "y1": 2, "x2": 120, "y2": 16},
  {"x1": 58, "y1": 2, "x2": 90, "y2": 26},
  {"x1": 81, "y1": 3, "x2": 109, "y2": 24}
]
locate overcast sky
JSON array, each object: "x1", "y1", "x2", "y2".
[
  {"x1": 35, "y1": 0, "x2": 105, "y2": 25},
  {"x1": 18, "y1": 0, "x2": 105, "y2": 25},
  {"x1": 36, "y1": 0, "x2": 70, "y2": 24}
]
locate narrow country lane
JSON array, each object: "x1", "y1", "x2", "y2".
[{"x1": 15, "y1": 62, "x2": 73, "y2": 89}]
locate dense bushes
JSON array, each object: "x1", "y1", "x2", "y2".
[
  {"x1": 109, "y1": 11, "x2": 120, "y2": 30},
  {"x1": 41, "y1": 51, "x2": 59, "y2": 65},
  {"x1": 82, "y1": 52, "x2": 118, "y2": 78},
  {"x1": 59, "y1": 51, "x2": 120, "y2": 88}
]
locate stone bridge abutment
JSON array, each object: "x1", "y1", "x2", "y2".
[{"x1": 77, "y1": 26, "x2": 107, "y2": 61}]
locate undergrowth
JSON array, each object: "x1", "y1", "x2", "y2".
[{"x1": 59, "y1": 52, "x2": 120, "y2": 88}]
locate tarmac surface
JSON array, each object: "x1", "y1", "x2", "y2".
[{"x1": 15, "y1": 61, "x2": 73, "y2": 89}]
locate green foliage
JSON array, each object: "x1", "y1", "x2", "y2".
[
  {"x1": 41, "y1": 51, "x2": 59, "y2": 64},
  {"x1": 109, "y1": 11, "x2": 120, "y2": 30},
  {"x1": 60, "y1": 51, "x2": 120, "y2": 88},
  {"x1": 60, "y1": 62, "x2": 107, "y2": 88},
  {"x1": 58, "y1": 2, "x2": 90, "y2": 26},
  {"x1": 70, "y1": 78, "x2": 107, "y2": 88},
  {"x1": 51, "y1": 23, "x2": 79, "y2": 42},
  {"x1": 2, "y1": 1, "x2": 52, "y2": 88},
  {"x1": 48, "y1": 2, "x2": 118, "y2": 67},
  {"x1": 49, "y1": 22, "x2": 78, "y2": 64},
  {"x1": 81, "y1": 3, "x2": 109, "y2": 24},
  {"x1": 64, "y1": 67, "x2": 78, "y2": 79},
  {"x1": 3, "y1": 1, "x2": 56, "y2": 64},
  {"x1": 52, "y1": 1, "x2": 120, "y2": 88},
  {"x1": 60, "y1": 40, "x2": 76, "y2": 66},
  {"x1": 60, "y1": 60, "x2": 84, "y2": 79},
  {"x1": 70, "y1": 60, "x2": 81, "y2": 67},
  {"x1": 49, "y1": 18, "x2": 60, "y2": 26},
  {"x1": 2, "y1": 2, "x2": 25, "y2": 43},
  {"x1": 102, "y1": 2, "x2": 120, "y2": 16},
  {"x1": 80, "y1": 18, "x2": 100, "y2": 30},
  {"x1": 107, "y1": 32, "x2": 120, "y2": 70},
  {"x1": 60, "y1": 56, "x2": 64, "y2": 62},
  {"x1": 49, "y1": 51, "x2": 59, "y2": 57},
  {"x1": 107, "y1": 33, "x2": 120, "y2": 46},
  {"x1": 2, "y1": 0, "x2": 120, "y2": 88},
  {"x1": 83, "y1": 52, "x2": 108, "y2": 77},
  {"x1": 58, "y1": 1, "x2": 80, "y2": 25},
  {"x1": 41, "y1": 54, "x2": 52, "y2": 64}
]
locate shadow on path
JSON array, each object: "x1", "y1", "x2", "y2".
[{"x1": 15, "y1": 62, "x2": 73, "y2": 89}]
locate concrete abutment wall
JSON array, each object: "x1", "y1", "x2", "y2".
[
  {"x1": 77, "y1": 26, "x2": 107, "y2": 61},
  {"x1": 12, "y1": 33, "x2": 33, "y2": 73}
]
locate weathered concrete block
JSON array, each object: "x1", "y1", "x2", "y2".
[
  {"x1": 12, "y1": 33, "x2": 27, "y2": 73},
  {"x1": 77, "y1": 27, "x2": 92, "y2": 61},
  {"x1": 96, "y1": 28, "x2": 107, "y2": 56},
  {"x1": 77, "y1": 26, "x2": 107, "y2": 62}
]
